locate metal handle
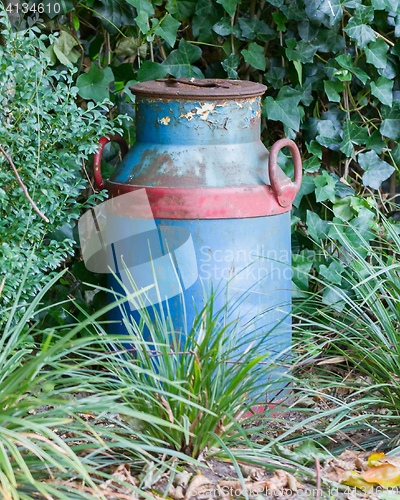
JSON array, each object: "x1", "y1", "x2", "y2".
[
  {"x1": 93, "y1": 134, "x2": 129, "y2": 190},
  {"x1": 269, "y1": 138, "x2": 302, "y2": 208}
]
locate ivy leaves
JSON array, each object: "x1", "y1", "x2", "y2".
[
  {"x1": 263, "y1": 86, "x2": 303, "y2": 131},
  {"x1": 242, "y1": 43, "x2": 266, "y2": 71},
  {"x1": 380, "y1": 102, "x2": 400, "y2": 139},
  {"x1": 77, "y1": 65, "x2": 114, "y2": 102},
  {"x1": 365, "y1": 38, "x2": 389, "y2": 69},
  {"x1": 371, "y1": 76, "x2": 393, "y2": 106},
  {"x1": 358, "y1": 151, "x2": 394, "y2": 189},
  {"x1": 162, "y1": 39, "x2": 204, "y2": 78},
  {"x1": 344, "y1": 5, "x2": 376, "y2": 48}
]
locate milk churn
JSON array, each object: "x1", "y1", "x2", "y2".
[{"x1": 90, "y1": 78, "x2": 302, "y2": 396}]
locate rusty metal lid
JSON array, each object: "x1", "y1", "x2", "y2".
[{"x1": 130, "y1": 78, "x2": 267, "y2": 100}]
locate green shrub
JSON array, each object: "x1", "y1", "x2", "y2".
[
  {"x1": 0, "y1": 11, "x2": 120, "y2": 311},
  {"x1": 290, "y1": 214, "x2": 400, "y2": 451},
  {"x1": 0, "y1": 267, "x2": 200, "y2": 498}
]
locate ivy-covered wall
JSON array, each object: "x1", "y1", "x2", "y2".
[{"x1": 2, "y1": 0, "x2": 400, "y2": 310}]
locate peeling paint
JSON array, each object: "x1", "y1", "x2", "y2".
[
  {"x1": 159, "y1": 116, "x2": 171, "y2": 125},
  {"x1": 180, "y1": 102, "x2": 216, "y2": 121}
]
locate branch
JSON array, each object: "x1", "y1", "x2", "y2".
[{"x1": 0, "y1": 145, "x2": 50, "y2": 223}]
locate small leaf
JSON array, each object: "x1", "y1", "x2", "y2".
[
  {"x1": 371, "y1": 76, "x2": 393, "y2": 106},
  {"x1": 365, "y1": 38, "x2": 389, "y2": 69},
  {"x1": 137, "y1": 61, "x2": 167, "y2": 82},
  {"x1": 314, "y1": 170, "x2": 336, "y2": 203},
  {"x1": 319, "y1": 261, "x2": 344, "y2": 285},
  {"x1": 76, "y1": 65, "x2": 114, "y2": 102},
  {"x1": 222, "y1": 54, "x2": 240, "y2": 79},
  {"x1": 293, "y1": 175, "x2": 316, "y2": 207},
  {"x1": 94, "y1": 0, "x2": 135, "y2": 34},
  {"x1": 363, "y1": 464, "x2": 400, "y2": 488},
  {"x1": 263, "y1": 86, "x2": 302, "y2": 131},
  {"x1": 135, "y1": 11, "x2": 150, "y2": 33},
  {"x1": 238, "y1": 17, "x2": 276, "y2": 41},
  {"x1": 307, "y1": 210, "x2": 330, "y2": 241},
  {"x1": 342, "y1": 471, "x2": 374, "y2": 491},
  {"x1": 340, "y1": 120, "x2": 369, "y2": 156},
  {"x1": 303, "y1": 155, "x2": 321, "y2": 173},
  {"x1": 264, "y1": 67, "x2": 286, "y2": 89},
  {"x1": 162, "y1": 39, "x2": 204, "y2": 78},
  {"x1": 286, "y1": 39, "x2": 317, "y2": 63},
  {"x1": 344, "y1": 6, "x2": 376, "y2": 48},
  {"x1": 366, "y1": 131, "x2": 386, "y2": 154},
  {"x1": 52, "y1": 31, "x2": 80, "y2": 67},
  {"x1": 316, "y1": 119, "x2": 342, "y2": 149},
  {"x1": 115, "y1": 37, "x2": 140, "y2": 58},
  {"x1": 380, "y1": 101, "x2": 400, "y2": 139},
  {"x1": 272, "y1": 11, "x2": 288, "y2": 31},
  {"x1": 213, "y1": 18, "x2": 234, "y2": 36},
  {"x1": 216, "y1": 0, "x2": 241, "y2": 17},
  {"x1": 358, "y1": 150, "x2": 395, "y2": 189},
  {"x1": 324, "y1": 80, "x2": 344, "y2": 102},
  {"x1": 242, "y1": 42, "x2": 266, "y2": 71},
  {"x1": 335, "y1": 53, "x2": 369, "y2": 84},
  {"x1": 153, "y1": 14, "x2": 180, "y2": 47}
]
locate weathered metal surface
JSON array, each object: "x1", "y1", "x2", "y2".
[
  {"x1": 108, "y1": 213, "x2": 292, "y2": 359},
  {"x1": 93, "y1": 79, "x2": 302, "y2": 400},
  {"x1": 99, "y1": 92, "x2": 301, "y2": 218},
  {"x1": 130, "y1": 78, "x2": 267, "y2": 100}
]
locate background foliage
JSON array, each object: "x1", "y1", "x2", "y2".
[
  {"x1": 3, "y1": 0, "x2": 400, "y2": 310},
  {"x1": 0, "y1": 10, "x2": 121, "y2": 315}
]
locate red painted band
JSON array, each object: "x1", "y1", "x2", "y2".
[{"x1": 106, "y1": 181, "x2": 292, "y2": 219}]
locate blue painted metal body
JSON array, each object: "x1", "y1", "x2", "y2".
[
  {"x1": 108, "y1": 214, "x2": 292, "y2": 361},
  {"x1": 100, "y1": 80, "x2": 298, "y2": 398}
]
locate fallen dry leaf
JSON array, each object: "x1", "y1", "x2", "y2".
[
  {"x1": 174, "y1": 471, "x2": 192, "y2": 488},
  {"x1": 363, "y1": 464, "x2": 400, "y2": 488},
  {"x1": 167, "y1": 485, "x2": 184, "y2": 500},
  {"x1": 341, "y1": 471, "x2": 373, "y2": 492},
  {"x1": 159, "y1": 395, "x2": 174, "y2": 424},
  {"x1": 322, "y1": 449, "x2": 370, "y2": 484},
  {"x1": 218, "y1": 470, "x2": 303, "y2": 494},
  {"x1": 266, "y1": 470, "x2": 304, "y2": 492},
  {"x1": 100, "y1": 463, "x2": 139, "y2": 493},
  {"x1": 213, "y1": 419, "x2": 226, "y2": 437},
  {"x1": 185, "y1": 474, "x2": 210, "y2": 500},
  {"x1": 218, "y1": 479, "x2": 268, "y2": 494},
  {"x1": 238, "y1": 463, "x2": 265, "y2": 481}
]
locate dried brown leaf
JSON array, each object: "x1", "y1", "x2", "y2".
[
  {"x1": 185, "y1": 475, "x2": 211, "y2": 500},
  {"x1": 168, "y1": 485, "x2": 184, "y2": 500},
  {"x1": 238, "y1": 463, "x2": 265, "y2": 481},
  {"x1": 174, "y1": 471, "x2": 192, "y2": 488}
]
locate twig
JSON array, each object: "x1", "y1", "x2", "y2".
[
  {"x1": 374, "y1": 31, "x2": 394, "y2": 47},
  {"x1": 0, "y1": 277, "x2": 5, "y2": 297},
  {"x1": 82, "y1": 158, "x2": 97, "y2": 194},
  {"x1": 156, "y1": 36, "x2": 167, "y2": 60},
  {"x1": 0, "y1": 145, "x2": 49, "y2": 223},
  {"x1": 315, "y1": 457, "x2": 321, "y2": 500}
]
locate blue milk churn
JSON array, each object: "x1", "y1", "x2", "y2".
[{"x1": 91, "y1": 78, "x2": 302, "y2": 404}]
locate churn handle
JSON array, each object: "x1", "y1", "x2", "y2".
[
  {"x1": 268, "y1": 138, "x2": 302, "y2": 208},
  {"x1": 93, "y1": 134, "x2": 129, "y2": 190}
]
